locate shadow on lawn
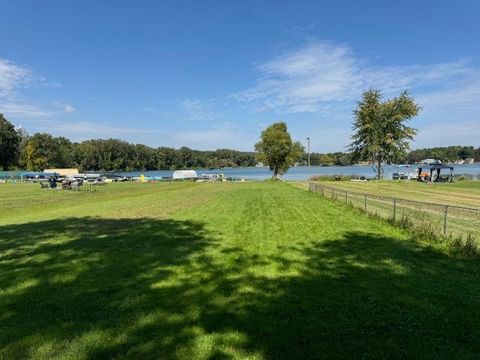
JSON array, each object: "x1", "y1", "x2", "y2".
[{"x1": 1, "y1": 218, "x2": 479, "y2": 359}]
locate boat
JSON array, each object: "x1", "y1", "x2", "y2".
[
  {"x1": 392, "y1": 165, "x2": 417, "y2": 180},
  {"x1": 172, "y1": 170, "x2": 198, "y2": 180}
]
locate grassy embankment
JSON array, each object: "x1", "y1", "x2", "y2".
[
  {"x1": 304, "y1": 180, "x2": 480, "y2": 241},
  {"x1": 305, "y1": 180, "x2": 480, "y2": 208},
  {"x1": 1, "y1": 182, "x2": 479, "y2": 359}
]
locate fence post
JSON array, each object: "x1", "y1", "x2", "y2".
[
  {"x1": 364, "y1": 194, "x2": 367, "y2": 212},
  {"x1": 345, "y1": 191, "x2": 348, "y2": 203},
  {"x1": 444, "y1": 205, "x2": 448, "y2": 236},
  {"x1": 393, "y1": 198, "x2": 397, "y2": 222},
  {"x1": 333, "y1": 189, "x2": 335, "y2": 200},
  {"x1": 321, "y1": 187, "x2": 324, "y2": 197}
]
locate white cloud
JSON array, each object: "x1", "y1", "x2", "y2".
[
  {"x1": 0, "y1": 102, "x2": 49, "y2": 118},
  {"x1": 64, "y1": 104, "x2": 76, "y2": 113},
  {"x1": 172, "y1": 127, "x2": 249, "y2": 150},
  {"x1": 0, "y1": 59, "x2": 35, "y2": 98},
  {"x1": 49, "y1": 120, "x2": 158, "y2": 136},
  {"x1": 0, "y1": 58, "x2": 52, "y2": 118},
  {"x1": 181, "y1": 99, "x2": 216, "y2": 120},
  {"x1": 284, "y1": 22, "x2": 318, "y2": 35},
  {"x1": 233, "y1": 41, "x2": 478, "y2": 115},
  {"x1": 413, "y1": 120, "x2": 480, "y2": 148}
]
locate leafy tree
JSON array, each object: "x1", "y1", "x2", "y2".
[
  {"x1": 350, "y1": 89, "x2": 420, "y2": 179},
  {"x1": 17, "y1": 127, "x2": 30, "y2": 169},
  {"x1": 0, "y1": 114, "x2": 21, "y2": 170},
  {"x1": 458, "y1": 146, "x2": 474, "y2": 160},
  {"x1": 255, "y1": 122, "x2": 304, "y2": 178},
  {"x1": 22, "y1": 133, "x2": 74, "y2": 170},
  {"x1": 407, "y1": 146, "x2": 477, "y2": 163},
  {"x1": 318, "y1": 154, "x2": 335, "y2": 166},
  {"x1": 474, "y1": 147, "x2": 480, "y2": 163},
  {"x1": 178, "y1": 147, "x2": 193, "y2": 168}
]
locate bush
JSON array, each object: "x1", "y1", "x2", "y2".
[
  {"x1": 397, "y1": 214, "x2": 414, "y2": 229},
  {"x1": 449, "y1": 233, "x2": 479, "y2": 259}
]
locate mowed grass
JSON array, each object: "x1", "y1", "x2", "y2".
[
  {"x1": 1, "y1": 182, "x2": 480, "y2": 359},
  {"x1": 306, "y1": 180, "x2": 480, "y2": 208}
]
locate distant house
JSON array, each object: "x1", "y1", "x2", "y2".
[
  {"x1": 454, "y1": 158, "x2": 474, "y2": 165},
  {"x1": 44, "y1": 168, "x2": 79, "y2": 177},
  {"x1": 172, "y1": 170, "x2": 198, "y2": 180}
]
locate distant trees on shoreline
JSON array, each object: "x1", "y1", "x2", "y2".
[
  {"x1": 19, "y1": 134, "x2": 257, "y2": 172},
  {"x1": 0, "y1": 113, "x2": 478, "y2": 172},
  {"x1": 0, "y1": 114, "x2": 21, "y2": 171}
]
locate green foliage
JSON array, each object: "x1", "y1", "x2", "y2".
[
  {"x1": 0, "y1": 114, "x2": 21, "y2": 170},
  {"x1": 16, "y1": 135, "x2": 256, "y2": 171},
  {"x1": 408, "y1": 145, "x2": 477, "y2": 163},
  {"x1": 23, "y1": 133, "x2": 74, "y2": 171},
  {"x1": 350, "y1": 89, "x2": 420, "y2": 178},
  {"x1": 449, "y1": 234, "x2": 479, "y2": 259},
  {"x1": 255, "y1": 122, "x2": 304, "y2": 177}
]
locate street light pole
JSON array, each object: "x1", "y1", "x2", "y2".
[{"x1": 306, "y1": 137, "x2": 311, "y2": 168}]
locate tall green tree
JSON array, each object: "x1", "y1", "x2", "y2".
[
  {"x1": 350, "y1": 89, "x2": 420, "y2": 179},
  {"x1": 0, "y1": 114, "x2": 21, "y2": 170},
  {"x1": 255, "y1": 122, "x2": 304, "y2": 178},
  {"x1": 22, "y1": 133, "x2": 74, "y2": 170}
]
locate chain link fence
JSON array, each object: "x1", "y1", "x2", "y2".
[{"x1": 309, "y1": 182, "x2": 480, "y2": 240}]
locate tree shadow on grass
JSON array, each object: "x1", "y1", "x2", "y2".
[
  {"x1": 1, "y1": 219, "x2": 480, "y2": 359},
  {"x1": 0, "y1": 217, "x2": 213, "y2": 359}
]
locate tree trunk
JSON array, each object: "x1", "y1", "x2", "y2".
[{"x1": 377, "y1": 157, "x2": 383, "y2": 180}]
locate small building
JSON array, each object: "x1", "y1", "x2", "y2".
[
  {"x1": 172, "y1": 170, "x2": 198, "y2": 180},
  {"x1": 44, "y1": 168, "x2": 79, "y2": 177}
]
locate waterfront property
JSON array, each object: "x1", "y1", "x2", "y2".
[{"x1": 1, "y1": 181, "x2": 479, "y2": 359}]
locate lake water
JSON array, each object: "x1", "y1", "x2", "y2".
[
  {"x1": 120, "y1": 164, "x2": 480, "y2": 181},
  {"x1": 2, "y1": 164, "x2": 478, "y2": 181}
]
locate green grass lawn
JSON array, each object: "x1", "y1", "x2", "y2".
[
  {"x1": 1, "y1": 182, "x2": 479, "y2": 359},
  {"x1": 306, "y1": 180, "x2": 480, "y2": 208}
]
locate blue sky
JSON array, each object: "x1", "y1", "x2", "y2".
[{"x1": 0, "y1": 0, "x2": 479, "y2": 152}]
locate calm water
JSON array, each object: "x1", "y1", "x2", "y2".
[
  {"x1": 2, "y1": 164, "x2": 478, "y2": 181},
  {"x1": 120, "y1": 164, "x2": 480, "y2": 181}
]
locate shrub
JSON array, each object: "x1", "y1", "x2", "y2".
[
  {"x1": 397, "y1": 214, "x2": 414, "y2": 229},
  {"x1": 448, "y1": 233, "x2": 479, "y2": 259}
]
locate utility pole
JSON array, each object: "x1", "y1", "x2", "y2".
[{"x1": 306, "y1": 137, "x2": 311, "y2": 167}]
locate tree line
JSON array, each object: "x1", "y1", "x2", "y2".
[
  {"x1": 0, "y1": 114, "x2": 256, "y2": 171},
  {"x1": 1, "y1": 111, "x2": 478, "y2": 173},
  {"x1": 302, "y1": 146, "x2": 480, "y2": 167},
  {"x1": 407, "y1": 146, "x2": 479, "y2": 163}
]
